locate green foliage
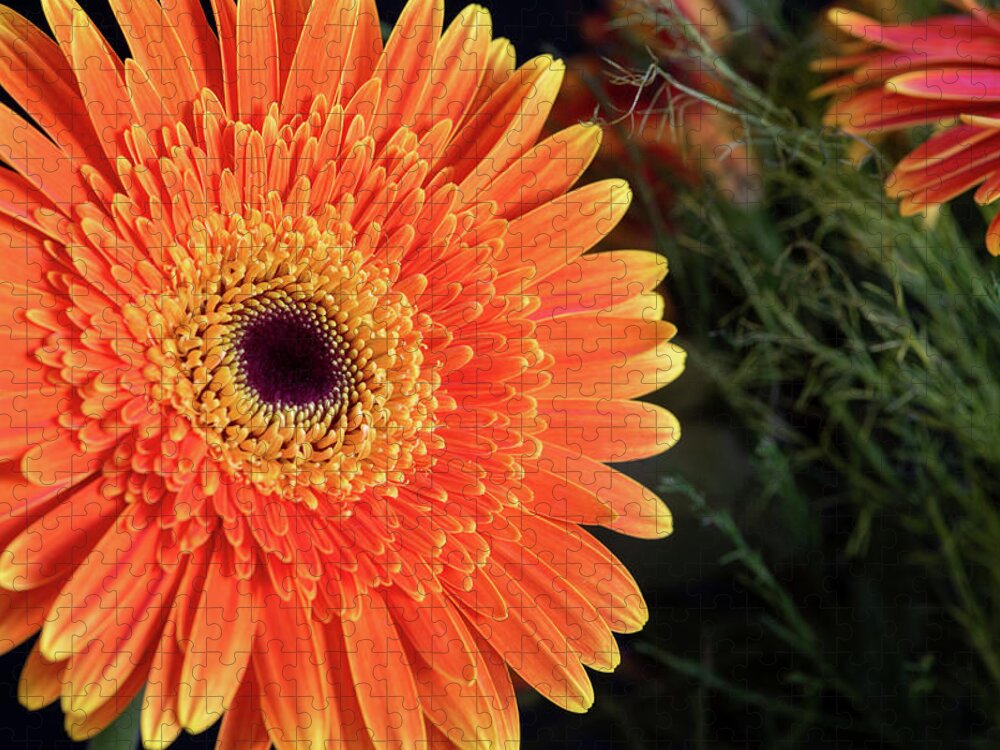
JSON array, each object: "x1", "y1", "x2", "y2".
[
  {"x1": 591, "y1": 0, "x2": 1000, "y2": 746},
  {"x1": 89, "y1": 691, "x2": 141, "y2": 750}
]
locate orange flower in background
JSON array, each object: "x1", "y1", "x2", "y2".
[
  {"x1": 556, "y1": 0, "x2": 756, "y2": 232},
  {"x1": 0, "y1": 0, "x2": 684, "y2": 747},
  {"x1": 814, "y1": 1, "x2": 1000, "y2": 254}
]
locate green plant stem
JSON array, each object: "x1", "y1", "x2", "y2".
[{"x1": 88, "y1": 692, "x2": 142, "y2": 750}]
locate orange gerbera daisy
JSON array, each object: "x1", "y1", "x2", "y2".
[
  {"x1": 814, "y1": 1, "x2": 1000, "y2": 254},
  {"x1": 0, "y1": 0, "x2": 684, "y2": 747}
]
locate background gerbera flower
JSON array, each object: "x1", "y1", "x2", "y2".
[
  {"x1": 814, "y1": 0, "x2": 1000, "y2": 254},
  {"x1": 0, "y1": 0, "x2": 683, "y2": 747},
  {"x1": 556, "y1": 0, "x2": 757, "y2": 213}
]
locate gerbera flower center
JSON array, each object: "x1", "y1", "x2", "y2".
[
  {"x1": 234, "y1": 300, "x2": 353, "y2": 411},
  {"x1": 137, "y1": 205, "x2": 435, "y2": 498}
]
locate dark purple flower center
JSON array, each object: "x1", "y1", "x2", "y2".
[{"x1": 236, "y1": 308, "x2": 351, "y2": 409}]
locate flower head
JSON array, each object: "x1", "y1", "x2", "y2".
[
  {"x1": 814, "y1": 0, "x2": 1000, "y2": 253},
  {"x1": 0, "y1": 0, "x2": 683, "y2": 747}
]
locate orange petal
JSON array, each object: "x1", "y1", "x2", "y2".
[
  {"x1": 0, "y1": 173, "x2": 61, "y2": 243},
  {"x1": 236, "y1": 0, "x2": 280, "y2": 126},
  {"x1": 898, "y1": 160, "x2": 998, "y2": 213},
  {"x1": 899, "y1": 123, "x2": 997, "y2": 173},
  {"x1": 0, "y1": 104, "x2": 86, "y2": 208},
  {"x1": 987, "y1": 204, "x2": 1000, "y2": 255},
  {"x1": 178, "y1": 545, "x2": 253, "y2": 733},
  {"x1": 340, "y1": 0, "x2": 382, "y2": 103},
  {"x1": 141, "y1": 544, "x2": 211, "y2": 749},
  {"x1": 475, "y1": 122, "x2": 602, "y2": 220},
  {"x1": 519, "y1": 467, "x2": 617, "y2": 528},
  {"x1": 888, "y1": 68, "x2": 1000, "y2": 102},
  {"x1": 209, "y1": 0, "x2": 239, "y2": 114},
  {"x1": 443, "y1": 54, "x2": 564, "y2": 184},
  {"x1": 17, "y1": 639, "x2": 62, "y2": 710},
  {"x1": 312, "y1": 618, "x2": 378, "y2": 747},
  {"x1": 0, "y1": 474, "x2": 123, "y2": 590},
  {"x1": 828, "y1": 8, "x2": 947, "y2": 51},
  {"x1": 123, "y1": 58, "x2": 171, "y2": 134},
  {"x1": 43, "y1": 0, "x2": 133, "y2": 180},
  {"x1": 0, "y1": 280, "x2": 52, "y2": 379},
  {"x1": 0, "y1": 6, "x2": 113, "y2": 184},
  {"x1": 39, "y1": 507, "x2": 162, "y2": 661},
  {"x1": 539, "y1": 397, "x2": 680, "y2": 462},
  {"x1": 536, "y1": 315, "x2": 685, "y2": 400},
  {"x1": 514, "y1": 513, "x2": 648, "y2": 633},
  {"x1": 0, "y1": 577, "x2": 62, "y2": 655},
  {"x1": 385, "y1": 587, "x2": 476, "y2": 688},
  {"x1": 109, "y1": 0, "x2": 201, "y2": 121},
  {"x1": 974, "y1": 164, "x2": 1000, "y2": 204},
  {"x1": 282, "y1": 0, "x2": 360, "y2": 114},
  {"x1": 412, "y1": 4, "x2": 492, "y2": 135},
  {"x1": 161, "y1": 0, "x2": 224, "y2": 95},
  {"x1": 20, "y1": 430, "x2": 105, "y2": 489},
  {"x1": 457, "y1": 36, "x2": 515, "y2": 130},
  {"x1": 463, "y1": 624, "x2": 519, "y2": 743},
  {"x1": 535, "y1": 443, "x2": 673, "y2": 538},
  {"x1": 63, "y1": 647, "x2": 149, "y2": 741},
  {"x1": 253, "y1": 590, "x2": 332, "y2": 749},
  {"x1": 373, "y1": 0, "x2": 444, "y2": 134},
  {"x1": 215, "y1": 672, "x2": 271, "y2": 750},
  {"x1": 955, "y1": 0, "x2": 1000, "y2": 34},
  {"x1": 824, "y1": 89, "x2": 970, "y2": 134},
  {"x1": 61, "y1": 629, "x2": 160, "y2": 732},
  {"x1": 458, "y1": 556, "x2": 594, "y2": 713},
  {"x1": 888, "y1": 129, "x2": 1000, "y2": 208},
  {"x1": 531, "y1": 248, "x2": 666, "y2": 318},
  {"x1": 141, "y1": 611, "x2": 184, "y2": 749},
  {"x1": 272, "y1": 0, "x2": 310, "y2": 74},
  {"x1": 499, "y1": 179, "x2": 633, "y2": 285},
  {"x1": 343, "y1": 589, "x2": 426, "y2": 748},
  {"x1": 0, "y1": 385, "x2": 71, "y2": 467},
  {"x1": 396, "y1": 590, "x2": 511, "y2": 748},
  {"x1": 441, "y1": 559, "x2": 509, "y2": 622},
  {"x1": 489, "y1": 533, "x2": 620, "y2": 672},
  {"x1": 0, "y1": 226, "x2": 51, "y2": 293}
]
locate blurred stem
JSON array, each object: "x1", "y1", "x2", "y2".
[
  {"x1": 926, "y1": 495, "x2": 1000, "y2": 695},
  {"x1": 660, "y1": 478, "x2": 903, "y2": 743},
  {"x1": 696, "y1": 625, "x2": 712, "y2": 750},
  {"x1": 88, "y1": 692, "x2": 142, "y2": 750}
]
